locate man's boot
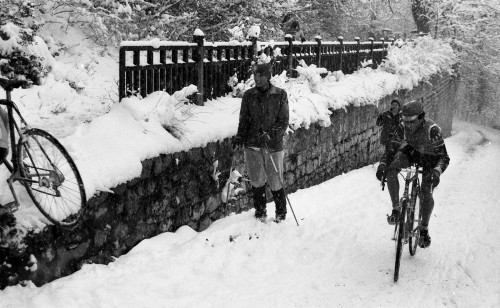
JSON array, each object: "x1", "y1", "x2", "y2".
[
  {"x1": 253, "y1": 185, "x2": 267, "y2": 221},
  {"x1": 271, "y1": 188, "x2": 287, "y2": 223}
]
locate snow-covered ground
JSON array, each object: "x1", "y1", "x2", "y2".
[{"x1": 1, "y1": 120, "x2": 499, "y2": 307}]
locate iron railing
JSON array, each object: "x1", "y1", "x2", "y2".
[{"x1": 119, "y1": 36, "x2": 391, "y2": 104}]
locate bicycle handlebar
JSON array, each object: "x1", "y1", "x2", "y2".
[{"x1": 399, "y1": 167, "x2": 423, "y2": 174}]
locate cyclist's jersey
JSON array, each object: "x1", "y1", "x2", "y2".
[
  {"x1": 402, "y1": 118, "x2": 450, "y2": 173},
  {"x1": 404, "y1": 119, "x2": 443, "y2": 156},
  {"x1": 0, "y1": 107, "x2": 9, "y2": 148}
]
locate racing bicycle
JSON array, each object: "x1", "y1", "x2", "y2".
[
  {"x1": 391, "y1": 164, "x2": 422, "y2": 282},
  {"x1": 0, "y1": 78, "x2": 87, "y2": 229}
]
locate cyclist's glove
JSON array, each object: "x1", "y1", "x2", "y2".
[{"x1": 376, "y1": 163, "x2": 387, "y2": 181}]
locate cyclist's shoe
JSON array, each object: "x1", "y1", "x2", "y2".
[
  {"x1": 387, "y1": 209, "x2": 399, "y2": 225},
  {"x1": 419, "y1": 228, "x2": 431, "y2": 248}
]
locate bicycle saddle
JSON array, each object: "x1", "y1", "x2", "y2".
[{"x1": 0, "y1": 78, "x2": 30, "y2": 92}]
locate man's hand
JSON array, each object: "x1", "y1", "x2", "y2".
[
  {"x1": 231, "y1": 137, "x2": 244, "y2": 151},
  {"x1": 376, "y1": 163, "x2": 387, "y2": 181},
  {"x1": 257, "y1": 131, "x2": 270, "y2": 145},
  {"x1": 431, "y1": 168, "x2": 441, "y2": 188}
]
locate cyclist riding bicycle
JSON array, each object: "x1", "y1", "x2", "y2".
[{"x1": 376, "y1": 100, "x2": 450, "y2": 248}]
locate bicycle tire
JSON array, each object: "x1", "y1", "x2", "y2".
[
  {"x1": 17, "y1": 128, "x2": 86, "y2": 228},
  {"x1": 409, "y1": 180, "x2": 421, "y2": 256},
  {"x1": 394, "y1": 199, "x2": 407, "y2": 282}
]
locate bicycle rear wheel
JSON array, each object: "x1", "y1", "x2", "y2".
[
  {"x1": 409, "y1": 181, "x2": 421, "y2": 256},
  {"x1": 394, "y1": 200, "x2": 407, "y2": 282},
  {"x1": 17, "y1": 128, "x2": 86, "y2": 228}
]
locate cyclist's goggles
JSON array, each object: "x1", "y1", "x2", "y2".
[{"x1": 402, "y1": 115, "x2": 418, "y2": 121}]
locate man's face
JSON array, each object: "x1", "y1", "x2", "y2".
[
  {"x1": 390, "y1": 102, "x2": 400, "y2": 114},
  {"x1": 254, "y1": 72, "x2": 270, "y2": 89},
  {"x1": 403, "y1": 115, "x2": 422, "y2": 134}
]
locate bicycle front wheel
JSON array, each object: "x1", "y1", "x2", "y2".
[
  {"x1": 17, "y1": 128, "x2": 87, "y2": 228},
  {"x1": 394, "y1": 200, "x2": 407, "y2": 282},
  {"x1": 409, "y1": 181, "x2": 421, "y2": 256}
]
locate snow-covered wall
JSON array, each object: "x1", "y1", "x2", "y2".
[{"x1": 0, "y1": 73, "x2": 458, "y2": 289}]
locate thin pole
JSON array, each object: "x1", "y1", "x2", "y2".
[{"x1": 225, "y1": 155, "x2": 236, "y2": 206}]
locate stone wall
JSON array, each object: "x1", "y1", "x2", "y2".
[{"x1": 0, "y1": 73, "x2": 458, "y2": 289}]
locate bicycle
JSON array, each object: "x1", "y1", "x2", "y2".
[
  {"x1": 0, "y1": 78, "x2": 87, "y2": 229},
  {"x1": 390, "y1": 164, "x2": 423, "y2": 282}
]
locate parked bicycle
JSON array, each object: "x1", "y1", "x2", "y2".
[
  {"x1": 0, "y1": 78, "x2": 87, "y2": 229},
  {"x1": 390, "y1": 164, "x2": 422, "y2": 282}
]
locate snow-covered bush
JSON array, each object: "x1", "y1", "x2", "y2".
[
  {"x1": 120, "y1": 85, "x2": 199, "y2": 139},
  {"x1": 0, "y1": 1, "x2": 51, "y2": 84},
  {"x1": 379, "y1": 36, "x2": 457, "y2": 87}
]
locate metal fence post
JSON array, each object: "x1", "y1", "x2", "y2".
[
  {"x1": 355, "y1": 37, "x2": 360, "y2": 70},
  {"x1": 285, "y1": 35, "x2": 293, "y2": 77},
  {"x1": 315, "y1": 35, "x2": 322, "y2": 68},
  {"x1": 369, "y1": 37, "x2": 374, "y2": 66},
  {"x1": 193, "y1": 29, "x2": 205, "y2": 106},
  {"x1": 119, "y1": 47, "x2": 125, "y2": 101},
  {"x1": 337, "y1": 36, "x2": 344, "y2": 73},
  {"x1": 249, "y1": 36, "x2": 258, "y2": 60}
]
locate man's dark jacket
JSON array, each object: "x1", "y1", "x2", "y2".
[
  {"x1": 376, "y1": 110, "x2": 403, "y2": 145},
  {"x1": 236, "y1": 85, "x2": 289, "y2": 152}
]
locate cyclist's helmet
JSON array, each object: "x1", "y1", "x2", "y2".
[{"x1": 402, "y1": 100, "x2": 425, "y2": 121}]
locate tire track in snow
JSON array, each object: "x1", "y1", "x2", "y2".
[{"x1": 419, "y1": 121, "x2": 500, "y2": 307}]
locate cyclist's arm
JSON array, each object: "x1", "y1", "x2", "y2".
[{"x1": 430, "y1": 126, "x2": 450, "y2": 174}]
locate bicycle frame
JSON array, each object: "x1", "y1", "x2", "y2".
[
  {"x1": 398, "y1": 166, "x2": 422, "y2": 238},
  {"x1": 399, "y1": 166, "x2": 421, "y2": 213}
]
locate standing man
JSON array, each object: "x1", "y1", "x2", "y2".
[
  {"x1": 377, "y1": 101, "x2": 450, "y2": 248},
  {"x1": 232, "y1": 62, "x2": 289, "y2": 222},
  {"x1": 376, "y1": 98, "x2": 404, "y2": 180}
]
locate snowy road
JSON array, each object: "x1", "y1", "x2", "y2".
[{"x1": 1, "y1": 120, "x2": 499, "y2": 308}]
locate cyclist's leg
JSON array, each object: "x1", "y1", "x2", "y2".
[
  {"x1": 418, "y1": 169, "x2": 433, "y2": 248},
  {"x1": 387, "y1": 151, "x2": 410, "y2": 208},
  {"x1": 420, "y1": 170, "x2": 434, "y2": 227}
]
